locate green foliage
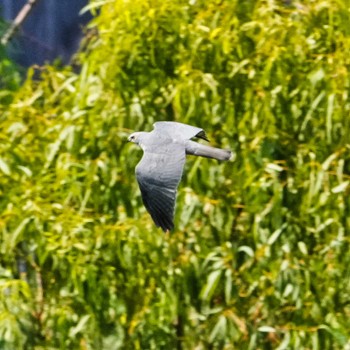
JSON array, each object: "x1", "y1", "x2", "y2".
[{"x1": 1, "y1": 0, "x2": 350, "y2": 348}]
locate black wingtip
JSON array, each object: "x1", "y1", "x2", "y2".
[
  {"x1": 160, "y1": 223, "x2": 174, "y2": 233},
  {"x1": 152, "y1": 210, "x2": 173, "y2": 233},
  {"x1": 157, "y1": 216, "x2": 174, "y2": 233},
  {"x1": 196, "y1": 130, "x2": 209, "y2": 142}
]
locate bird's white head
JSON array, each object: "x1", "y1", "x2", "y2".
[{"x1": 128, "y1": 132, "x2": 146, "y2": 145}]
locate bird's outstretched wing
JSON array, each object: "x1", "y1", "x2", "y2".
[
  {"x1": 154, "y1": 121, "x2": 209, "y2": 141},
  {"x1": 135, "y1": 143, "x2": 186, "y2": 232}
]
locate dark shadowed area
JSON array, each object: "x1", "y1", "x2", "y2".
[{"x1": 0, "y1": 0, "x2": 91, "y2": 67}]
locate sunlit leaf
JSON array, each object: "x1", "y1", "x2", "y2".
[
  {"x1": 200, "y1": 270, "x2": 222, "y2": 301},
  {"x1": 331, "y1": 181, "x2": 349, "y2": 194},
  {"x1": 0, "y1": 158, "x2": 11, "y2": 175},
  {"x1": 258, "y1": 326, "x2": 276, "y2": 333}
]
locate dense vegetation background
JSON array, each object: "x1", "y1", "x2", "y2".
[{"x1": 1, "y1": 0, "x2": 349, "y2": 348}]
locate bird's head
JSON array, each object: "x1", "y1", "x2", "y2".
[{"x1": 128, "y1": 132, "x2": 146, "y2": 145}]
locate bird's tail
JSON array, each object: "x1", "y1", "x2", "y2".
[{"x1": 185, "y1": 140, "x2": 232, "y2": 161}]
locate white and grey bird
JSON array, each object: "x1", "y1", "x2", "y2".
[{"x1": 128, "y1": 121, "x2": 232, "y2": 232}]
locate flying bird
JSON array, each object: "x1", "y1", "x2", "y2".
[{"x1": 128, "y1": 121, "x2": 232, "y2": 232}]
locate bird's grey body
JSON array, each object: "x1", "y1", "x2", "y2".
[{"x1": 128, "y1": 122, "x2": 232, "y2": 232}]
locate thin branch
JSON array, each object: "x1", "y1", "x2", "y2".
[{"x1": 1, "y1": 0, "x2": 40, "y2": 46}]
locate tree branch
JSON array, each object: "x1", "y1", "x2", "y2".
[{"x1": 1, "y1": 0, "x2": 40, "y2": 45}]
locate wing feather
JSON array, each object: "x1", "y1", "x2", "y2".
[
  {"x1": 154, "y1": 121, "x2": 209, "y2": 142},
  {"x1": 135, "y1": 143, "x2": 185, "y2": 232}
]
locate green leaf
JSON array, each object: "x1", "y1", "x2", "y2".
[
  {"x1": 258, "y1": 326, "x2": 276, "y2": 333},
  {"x1": 0, "y1": 158, "x2": 10, "y2": 175},
  {"x1": 69, "y1": 315, "x2": 91, "y2": 337},
  {"x1": 331, "y1": 181, "x2": 349, "y2": 194},
  {"x1": 200, "y1": 270, "x2": 222, "y2": 301}
]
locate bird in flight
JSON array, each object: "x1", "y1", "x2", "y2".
[{"x1": 128, "y1": 121, "x2": 232, "y2": 232}]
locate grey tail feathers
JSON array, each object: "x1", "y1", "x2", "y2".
[{"x1": 185, "y1": 140, "x2": 232, "y2": 161}]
